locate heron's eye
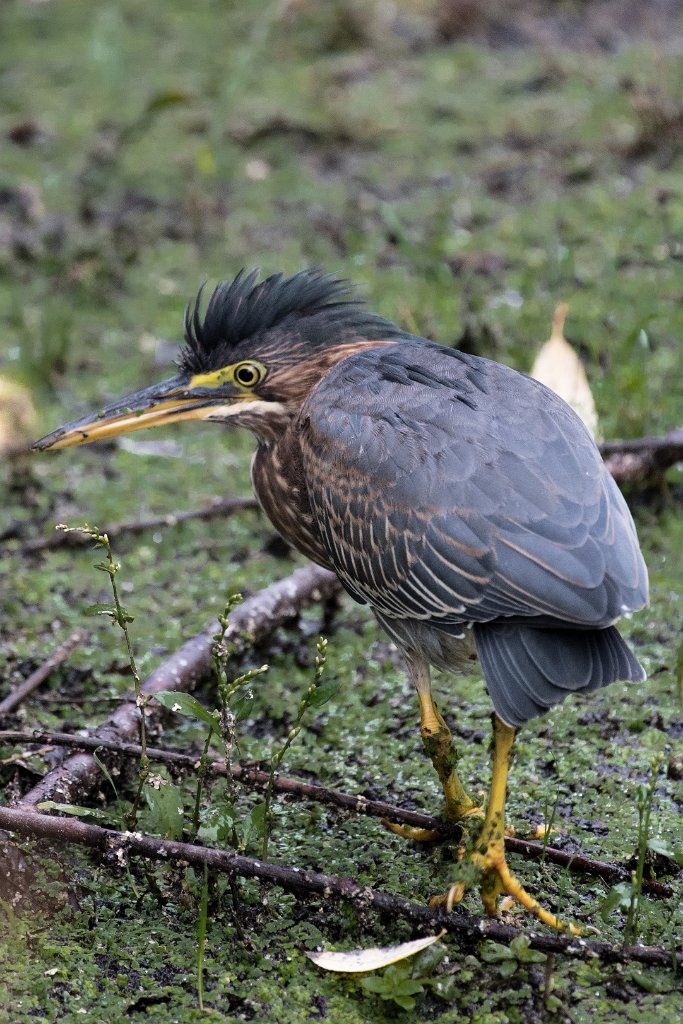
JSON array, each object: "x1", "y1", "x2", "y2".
[{"x1": 233, "y1": 362, "x2": 264, "y2": 388}]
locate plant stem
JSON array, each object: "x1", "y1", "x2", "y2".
[
  {"x1": 626, "y1": 753, "x2": 662, "y2": 942},
  {"x1": 56, "y1": 523, "x2": 148, "y2": 829},
  {"x1": 197, "y1": 862, "x2": 209, "y2": 1011},
  {"x1": 190, "y1": 731, "x2": 213, "y2": 842},
  {"x1": 261, "y1": 637, "x2": 328, "y2": 861}
]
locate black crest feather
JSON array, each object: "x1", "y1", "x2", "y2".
[{"x1": 179, "y1": 268, "x2": 404, "y2": 375}]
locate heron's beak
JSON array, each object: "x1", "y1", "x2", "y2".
[{"x1": 32, "y1": 375, "x2": 242, "y2": 452}]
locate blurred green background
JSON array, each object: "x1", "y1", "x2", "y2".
[{"x1": 1, "y1": 2, "x2": 682, "y2": 1022}]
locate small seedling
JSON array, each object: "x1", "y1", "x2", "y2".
[
  {"x1": 261, "y1": 636, "x2": 338, "y2": 861},
  {"x1": 57, "y1": 523, "x2": 149, "y2": 829},
  {"x1": 601, "y1": 753, "x2": 666, "y2": 941},
  {"x1": 479, "y1": 935, "x2": 546, "y2": 978}
]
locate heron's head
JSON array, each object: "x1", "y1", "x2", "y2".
[{"x1": 33, "y1": 269, "x2": 405, "y2": 451}]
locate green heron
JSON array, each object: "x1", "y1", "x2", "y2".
[{"x1": 34, "y1": 269, "x2": 648, "y2": 931}]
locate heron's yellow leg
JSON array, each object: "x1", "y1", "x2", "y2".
[
  {"x1": 431, "y1": 715, "x2": 581, "y2": 934},
  {"x1": 417, "y1": 690, "x2": 481, "y2": 821},
  {"x1": 384, "y1": 655, "x2": 482, "y2": 842}
]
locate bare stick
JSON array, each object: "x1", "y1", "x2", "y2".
[
  {"x1": 0, "y1": 806, "x2": 678, "y2": 967},
  {"x1": 16, "y1": 565, "x2": 340, "y2": 809},
  {"x1": 0, "y1": 631, "x2": 85, "y2": 717},
  {"x1": 600, "y1": 428, "x2": 683, "y2": 483},
  {"x1": 1, "y1": 729, "x2": 671, "y2": 899},
  {"x1": 12, "y1": 496, "x2": 259, "y2": 554}
]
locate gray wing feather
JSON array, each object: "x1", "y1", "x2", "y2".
[{"x1": 299, "y1": 341, "x2": 648, "y2": 632}]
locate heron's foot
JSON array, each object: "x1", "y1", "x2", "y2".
[
  {"x1": 429, "y1": 828, "x2": 581, "y2": 934},
  {"x1": 382, "y1": 795, "x2": 484, "y2": 843},
  {"x1": 524, "y1": 822, "x2": 560, "y2": 841},
  {"x1": 382, "y1": 801, "x2": 482, "y2": 843},
  {"x1": 382, "y1": 820, "x2": 444, "y2": 842}
]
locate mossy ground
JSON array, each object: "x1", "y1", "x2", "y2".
[{"x1": 1, "y1": 2, "x2": 681, "y2": 1021}]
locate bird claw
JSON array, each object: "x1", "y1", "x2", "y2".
[
  {"x1": 382, "y1": 800, "x2": 484, "y2": 844},
  {"x1": 526, "y1": 822, "x2": 560, "y2": 841},
  {"x1": 429, "y1": 882, "x2": 466, "y2": 913},
  {"x1": 382, "y1": 819, "x2": 444, "y2": 843},
  {"x1": 431, "y1": 843, "x2": 583, "y2": 934}
]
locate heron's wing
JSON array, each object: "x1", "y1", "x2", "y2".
[{"x1": 298, "y1": 342, "x2": 647, "y2": 628}]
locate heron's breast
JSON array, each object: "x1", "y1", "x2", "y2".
[{"x1": 251, "y1": 440, "x2": 332, "y2": 568}]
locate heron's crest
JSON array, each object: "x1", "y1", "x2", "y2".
[{"x1": 179, "y1": 268, "x2": 405, "y2": 374}]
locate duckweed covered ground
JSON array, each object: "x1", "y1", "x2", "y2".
[{"x1": 1, "y1": 2, "x2": 681, "y2": 1021}]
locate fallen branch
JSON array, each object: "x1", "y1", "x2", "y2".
[
  {"x1": 0, "y1": 630, "x2": 85, "y2": 717},
  {"x1": 600, "y1": 428, "x2": 683, "y2": 484},
  {"x1": 16, "y1": 565, "x2": 340, "y2": 809},
  {"x1": 13, "y1": 496, "x2": 259, "y2": 554},
  {"x1": 0, "y1": 806, "x2": 678, "y2": 968},
  {"x1": 0, "y1": 729, "x2": 671, "y2": 899}
]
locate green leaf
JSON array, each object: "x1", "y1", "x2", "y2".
[
  {"x1": 647, "y1": 838, "x2": 683, "y2": 865},
  {"x1": 510, "y1": 935, "x2": 545, "y2": 963},
  {"x1": 34, "y1": 801, "x2": 112, "y2": 821},
  {"x1": 248, "y1": 801, "x2": 268, "y2": 839},
  {"x1": 601, "y1": 881, "x2": 634, "y2": 920},
  {"x1": 153, "y1": 691, "x2": 220, "y2": 733},
  {"x1": 307, "y1": 681, "x2": 340, "y2": 708},
  {"x1": 393, "y1": 994, "x2": 417, "y2": 1010},
  {"x1": 198, "y1": 805, "x2": 235, "y2": 844},
  {"x1": 480, "y1": 941, "x2": 514, "y2": 963},
  {"x1": 143, "y1": 780, "x2": 184, "y2": 840},
  {"x1": 428, "y1": 975, "x2": 459, "y2": 1002},
  {"x1": 145, "y1": 88, "x2": 193, "y2": 114},
  {"x1": 85, "y1": 602, "x2": 116, "y2": 617},
  {"x1": 391, "y1": 979, "x2": 424, "y2": 998},
  {"x1": 361, "y1": 977, "x2": 388, "y2": 995},
  {"x1": 626, "y1": 969, "x2": 661, "y2": 993},
  {"x1": 411, "y1": 941, "x2": 448, "y2": 975}
]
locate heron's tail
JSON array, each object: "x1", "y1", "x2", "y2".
[{"x1": 474, "y1": 623, "x2": 645, "y2": 728}]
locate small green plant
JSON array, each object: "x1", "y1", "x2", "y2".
[
  {"x1": 541, "y1": 783, "x2": 562, "y2": 863},
  {"x1": 675, "y1": 637, "x2": 683, "y2": 709},
  {"x1": 154, "y1": 608, "x2": 337, "y2": 1008},
  {"x1": 57, "y1": 523, "x2": 149, "y2": 829},
  {"x1": 600, "y1": 753, "x2": 676, "y2": 941},
  {"x1": 360, "y1": 941, "x2": 460, "y2": 1011},
  {"x1": 196, "y1": 862, "x2": 209, "y2": 1012},
  {"x1": 261, "y1": 636, "x2": 337, "y2": 861},
  {"x1": 479, "y1": 935, "x2": 546, "y2": 978},
  {"x1": 361, "y1": 963, "x2": 426, "y2": 1012},
  {"x1": 153, "y1": 595, "x2": 269, "y2": 853}
]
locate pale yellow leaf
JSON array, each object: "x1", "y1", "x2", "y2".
[
  {"x1": 531, "y1": 304, "x2": 599, "y2": 440},
  {"x1": 305, "y1": 930, "x2": 446, "y2": 973},
  {"x1": 0, "y1": 375, "x2": 37, "y2": 456}
]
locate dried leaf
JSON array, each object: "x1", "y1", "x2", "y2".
[
  {"x1": 306, "y1": 931, "x2": 446, "y2": 973},
  {"x1": 0, "y1": 375, "x2": 36, "y2": 456},
  {"x1": 531, "y1": 304, "x2": 599, "y2": 440}
]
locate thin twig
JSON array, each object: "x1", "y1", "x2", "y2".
[
  {"x1": 11, "y1": 497, "x2": 259, "y2": 554},
  {"x1": 0, "y1": 729, "x2": 671, "y2": 899},
  {"x1": 0, "y1": 806, "x2": 679, "y2": 968},
  {"x1": 0, "y1": 631, "x2": 85, "y2": 717}
]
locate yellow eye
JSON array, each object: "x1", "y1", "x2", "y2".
[
  {"x1": 233, "y1": 361, "x2": 264, "y2": 388},
  {"x1": 189, "y1": 360, "x2": 266, "y2": 391}
]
